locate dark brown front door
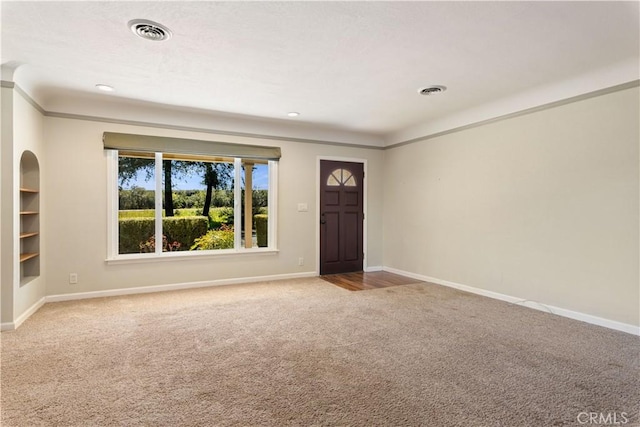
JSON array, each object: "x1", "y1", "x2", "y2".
[{"x1": 320, "y1": 160, "x2": 364, "y2": 275}]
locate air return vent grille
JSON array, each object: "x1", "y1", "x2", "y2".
[
  {"x1": 128, "y1": 19, "x2": 172, "y2": 41},
  {"x1": 419, "y1": 85, "x2": 447, "y2": 96}
]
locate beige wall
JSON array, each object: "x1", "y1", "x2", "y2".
[
  {"x1": 43, "y1": 117, "x2": 383, "y2": 296},
  {"x1": 1, "y1": 86, "x2": 15, "y2": 324},
  {"x1": 383, "y1": 87, "x2": 639, "y2": 326},
  {"x1": 1, "y1": 87, "x2": 47, "y2": 325},
  {"x1": 13, "y1": 90, "x2": 47, "y2": 317},
  {"x1": 4, "y1": 83, "x2": 638, "y2": 331}
]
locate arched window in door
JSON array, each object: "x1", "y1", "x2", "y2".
[{"x1": 326, "y1": 168, "x2": 357, "y2": 187}]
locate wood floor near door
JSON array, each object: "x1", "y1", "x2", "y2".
[{"x1": 320, "y1": 271, "x2": 425, "y2": 291}]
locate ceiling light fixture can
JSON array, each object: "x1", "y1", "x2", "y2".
[
  {"x1": 287, "y1": 112, "x2": 300, "y2": 117},
  {"x1": 419, "y1": 85, "x2": 447, "y2": 96},
  {"x1": 95, "y1": 84, "x2": 115, "y2": 92},
  {"x1": 128, "y1": 19, "x2": 172, "y2": 41}
]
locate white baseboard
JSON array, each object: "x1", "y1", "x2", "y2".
[
  {"x1": 45, "y1": 271, "x2": 318, "y2": 303},
  {"x1": 3, "y1": 272, "x2": 317, "y2": 330},
  {"x1": 0, "y1": 322, "x2": 15, "y2": 331},
  {"x1": 0, "y1": 297, "x2": 46, "y2": 331},
  {"x1": 383, "y1": 266, "x2": 640, "y2": 336},
  {"x1": 364, "y1": 265, "x2": 383, "y2": 272},
  {"x1": 9, "y1": 268, "x2": 637, "y2": 337}
]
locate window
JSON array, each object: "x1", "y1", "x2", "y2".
[
  {"x1": 327, "y1": 168, "x2": 357, "y2": 187},
  {"x1": 105, "y1": 134, "x2": 279, "y2": 260}
]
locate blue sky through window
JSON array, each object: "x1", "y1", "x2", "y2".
[{"x1": 126, "y1": 163, "x2": 269, "y2": 190}]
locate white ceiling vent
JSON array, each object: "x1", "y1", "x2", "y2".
[
  {"x1": 128, "y1": 19, "x2": 172, "y2": 42},
  {"x1": 419, "y1": 85, "x2": 447, "y2": 96}
]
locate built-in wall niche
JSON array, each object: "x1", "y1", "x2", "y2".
[{"x1": 20, "y1": 150, "x2": 40, "y2": 284}]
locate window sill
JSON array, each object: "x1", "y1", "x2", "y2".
[{"x1": 106, "y1": 247, "x2": 279, "y2": 265}]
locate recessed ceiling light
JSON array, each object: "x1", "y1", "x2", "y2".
[
  {"x1": 418, "y1": 85, "x2": 447, "y2": 96},
  {"x1": 287, "y1": 112, "x2": 300, "y2": 117},
  {"x1": 95, "y1": 84, "x2": 115, "y2": 92},
  {"x1": 128, "y1": 19, "x2": 172, "y2": 42}
]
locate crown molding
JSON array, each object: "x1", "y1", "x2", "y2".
[
  {"x1": 3, "y1": 81, "x2": 384, "y2": 150},
  {"x1": 386, "y1": 80, "x2": 640, "y2": 150},
  {"x1": 4, "y1": 78, "x2": 638, "y2": 152}
]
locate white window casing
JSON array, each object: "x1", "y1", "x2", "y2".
[{"x1": 105, "y1": 145, "x2": 279, "y2": 263}]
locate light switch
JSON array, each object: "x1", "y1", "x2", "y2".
[{"x1": 297, "y1": 203, "x2": 308, "y2": 212}]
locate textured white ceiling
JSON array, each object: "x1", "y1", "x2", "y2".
[{"x1": 2, "y1": 1, "x2": 639, "y2": 145}]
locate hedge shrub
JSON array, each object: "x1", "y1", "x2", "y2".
[
  {"x1": 118, "y1": 216, "x2": 209, "y2": 253},
  {"x1": 119, "y1": 209, "x2": 216, "y2": 218},
  {"x1": 191, "y1": 225, "x2": 234, "y2": 250},
  {"x1": 119, "y1": 218, "x2": 154, "y2": 254},
  {"x1": 209, "y1": 207, "x2": 234, "y2": 229},
  {"x1": 119, "y1": 208, "x2": 235, "y2": 229},
  {"x1": 254, "y1": 214, "x2": 268, "y2": 247},
  {"x1": 163, "y1": 217, "x2": 208, "y2": 250}
]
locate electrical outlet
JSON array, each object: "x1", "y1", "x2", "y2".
[
  {"x1": 69, "y1": 273, "x2": 78, "y2": 284},
  {"x1": 298, "y1": 257, "x2": 304, "y2": 266}
]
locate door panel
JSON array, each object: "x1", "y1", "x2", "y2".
[
  {"x1": 344, "y1": 212, "x2": 359, "y2": 261},
  {"x1": 344, "y1": 191, "x2": 358, "y2": 206},
  {"x1": 320, "y1": 160, "x2": 364, "y2": 275},
  {"x1": 324, "y1": 212, "x2": 340, "y2": 263},
  {"x1": 325, "y1": 191, "x2": 340, "y2": 206}
]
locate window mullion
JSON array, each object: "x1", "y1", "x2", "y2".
[
  {"x1": 268, "y1": 161, "x2": 277, "y2": 249},
  {"x1": 233, "y1": 158, "x2": 242, "y2": 250},
  {"x1": 155, "y1": 152, "x2": 163, "y2": 255}
]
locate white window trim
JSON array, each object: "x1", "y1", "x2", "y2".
[
  {"x1": 267, "y1": 161, "x2": 278, "y2": 249},
  {"x1": 105, "y1": 150, "x2": 278, "y2": 263},
  {"x1": 106, "y1": 150, "x2": 119, "y2": 258},
  {"x1": 233, "y1": 158, "x2": 242, "y2": 250},
  {"x1": 154, "y1": 152, "x2": 163, "y2": 256}
]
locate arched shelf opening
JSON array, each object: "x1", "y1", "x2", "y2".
[{"x1": 20, "y1": 150, "x2": 40, "y2": 284}]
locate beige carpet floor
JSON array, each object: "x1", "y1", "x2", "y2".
[{"x1": 1, "y1": 277, "x2": 638, "y2": 426}]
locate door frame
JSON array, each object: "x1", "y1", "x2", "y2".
[{"x1": 316, "y1": 156, "x2": 368, "y2": 275}]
